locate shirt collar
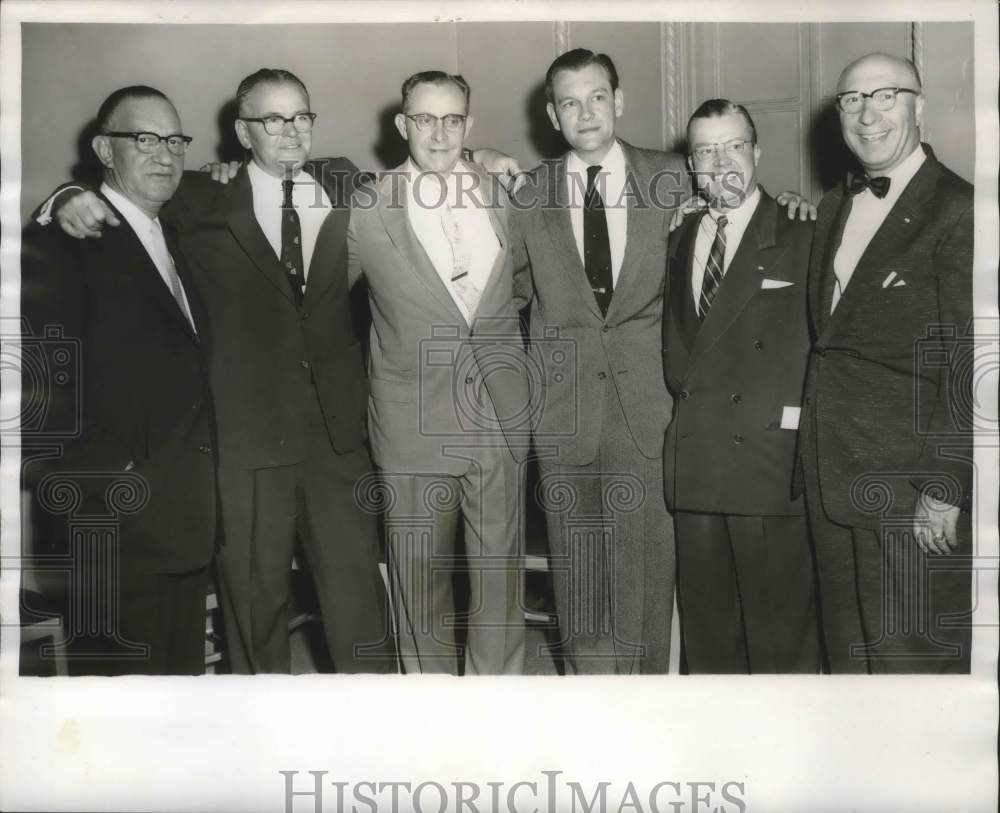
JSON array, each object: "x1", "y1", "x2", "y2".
[
  {"x1": 100, "y1": 182, "x2": 160, "y2": 232},
  {"x1": 709, "y1": 184, "x2": 761, "y2": 227},
  {"x1": 247, "y1": 158, "x2": 310, "y2": 191},
  {"x1": 876, "y1": 143, "x2": 926, "y2": 188},
  {"x1": 566, "y1": 139, "x2": 625, "y2": 177}
]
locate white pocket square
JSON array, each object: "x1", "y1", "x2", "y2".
[
  {"x1": 882, "y1": 271, "x2": 908, "y2": 288},
  {"x1": 761, "y1": 278, "x2": 795, "y2": 289}
]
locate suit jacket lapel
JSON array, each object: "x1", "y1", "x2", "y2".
[
  {"x1": 162, "y1": 221, "x2": 208, "y2": 346},
  {"x1": 301, "y1": 160, "x2": 351, "y2": 307},
  {"x1": 377, "y1": 167, "x2": 466, "y2": 322},
  {"x1": 222, "y1": 167, "x2": 296, "y2": 305},
  {"x1": 472, "y1": 163, "x2": 510, "y2": 316},
  {"x1": 542, "y1": 158, "x2": 603, "y2": 320},
  {"x1": 686, "y1": 192, "x2": 781, "y2": 368},
  {"x1": 607, "y1": 141, "x2": 658, "y2": 318},
  {"x1": 809, "y1": 185, "x2": 845, "y2": 335},
  {"x1": 666, "y1": 210, "x2": 701, "y2": 353},
  {"x1": 101, "y1": 196, "x2": 200, "y2": 345}
]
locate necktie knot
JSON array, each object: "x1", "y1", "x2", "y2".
[
  {"x1": 848, "y1": 174, "x2": 890, "y2": 199},
  {"x1": 585, "y1": 164, "x2": 603, "y2": 193},
  {"x1": 281, "y1": 179, "x2": 295, "y2": 209},
  {"x1": 715, "y1": 214, "x2": 729, "y2": 231}
]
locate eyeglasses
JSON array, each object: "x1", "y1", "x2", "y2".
[
  {"x1": 404, "y1": 113, "x2": 468, "y2": 133},
  {"x1": 835, "y1": 87, "x2": 919, "y2": 114},
  {"x1": 105, "y1": 131, "x2": 193, "y2": 155},
  {"x1": 239, "y1": 112, "x2": 317, "y2": 135},
  {"x1": 689, "y1": 139, "x2": 754, "y2": 161}
]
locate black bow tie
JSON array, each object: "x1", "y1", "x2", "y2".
[{"x1": 848, "y1": 174, "x2": 891, "y2": 199}]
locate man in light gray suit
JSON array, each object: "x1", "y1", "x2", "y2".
[
  {"x1": 348, "y1": 71, "x2": 531, "y2": 675},
  {"x1": 511, "y1": 48, "x2": 690, "y2": 674}
]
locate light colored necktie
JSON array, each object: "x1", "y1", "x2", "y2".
[
  {"x1": 440, "y1": 200, "x2": 482, "y2": 319},
  {"x1": 150, "y1": 220, "x2": 196, "y2": 332}
]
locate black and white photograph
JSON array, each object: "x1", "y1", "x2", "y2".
[{"x1": 1, "y1": 0, "x2": 997, "y2": 810}]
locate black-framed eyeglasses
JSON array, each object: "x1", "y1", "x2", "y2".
[
  {"x1": 239, "y1": 112, "x2": 317, "y2": 135},
  {"x1": 835, "y1": 87, "x2": 919, "y2": 114},
  {"x1": 689, "y1": 139, "x2": 754, "y2": 161},
  {"x1": 404, "y1": 113, "x2": 468, "y2": 133},
  {"x1": 105, "y1": 131, "x2": 193, "y2": 155}
]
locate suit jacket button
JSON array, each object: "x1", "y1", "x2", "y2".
[
  {"x1": 301, "y1": 311, "x2": 311, "y2": 320},
  {"x1": 199, "y1": 443, "x2": 212, "y2": 454},
  {"x1": 597, "y1": 371, "x2": 607, "y2": 380},
  {"x1": 465, "y1": 376, "x2": 474, "y2": 385},
  {"x1": 731, "y1": 393, "x2": 742, "y2": 404},
  {"x1": 753, "y1": 340, "x2": 763, "y2": 350},
  {"x1": 300, "y1": 360, "x2": 310, "y2": 369},
  {"x1": 601, "y1": 326, "x2": 610, "y2": 333},
  {"x1": 805, "y1": 396, "x2": 812, "y2": 406},
  {"x1": 732, "y1": 434, "x2": 744, "y2": 444},
  {"x1": 679, "y1": 389, "x2": 690, "y2": 399}
]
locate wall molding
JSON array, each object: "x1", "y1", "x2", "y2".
[{"x1": 554, "y1": 21, "x2": 570, "y2": 55}]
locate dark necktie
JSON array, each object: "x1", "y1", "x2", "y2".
[
  {"x1": 847, "y1": 174, "x2": 890, "y2": 199},
  {"x1": 280, "y1": 179, "x2": 305, "y2": 306},
  {"x1": 697, "y1": 213, "x2": 728, "y2": 321},
  {"x1": 584, "y1": 164, "x2": 614, "y2": 316}
]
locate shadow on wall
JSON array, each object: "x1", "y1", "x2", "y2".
[
  {"x1": 69, "y1": 118, "x2": 103, "y2": 188},
  {"x1": 525, "y1": 80, "x2": 566, "y2": 161},
  {"x1": 809, "y1": 101, "x2": 859, "y2": 194},
  {"x1": 214, "y1": 98, "x2": 245, "y2": 163}
]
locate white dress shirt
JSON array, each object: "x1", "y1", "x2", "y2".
[
  {"x1": 831, "y1": 145, "x2": 926, "y2": 311},
  {"x1": 405, "y1": 160, "x2": 500, "y2": 324},
  {"x1": 247, "y1": 159, "x2": 332, "y2": 278},
  {"x1": 566, "y1": 140, "x2": 628, "y2": 283},
  {"x1": 690, "y1": 184, "x2": 761, "y2": 310},
  {"x1": 100, "y1": 182, "x2": 195, "y2": 329}
]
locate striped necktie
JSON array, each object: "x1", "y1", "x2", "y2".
[{"x1": 697, "y1": 213, "x2": 728, "y2": 321}]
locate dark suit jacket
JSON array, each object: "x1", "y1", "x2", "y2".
[
  {"x1": 797, "y1": 146, "x2": 974, "y2": 529},
  {"x1": 166, "y1": 159, "x2": 368, "y2": 470},
  {"x1": 512, "y1": 140, "x2": 690, "y2": 464},
  {"x1": 21, "y1": 197, "x2": 217, "y2": 574},
  {"x1": 663, "y1": 189, "x2": 813, "y2": 516}
]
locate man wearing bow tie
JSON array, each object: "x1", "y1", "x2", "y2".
[{"x1": 797, "y1": 53, "x2": 974, "y2": 673}]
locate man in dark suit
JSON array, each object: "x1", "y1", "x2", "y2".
[
  {"x1": 43, "y1": 69, "x2": 393, "y2": 674},
  {"x1": 348, "y1": 72, "x2": 531, "y2": 675},
  {"x1": 663, "y1": 100, "x2": 820, "y2": 674},
  {"x1": 22, "y1": 86, "x2": 216, "y2": 675},
  {"x1": 512, "y1": 49, "x2": 690, "y2": 674},
  {"x1": 798, "y1": 53, "x2": 974, "y2": 673}
]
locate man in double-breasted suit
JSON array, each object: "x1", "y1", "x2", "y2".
[
  {"x1": 22, "y1": 86, "x2": 217, "y2": 675},
  {"x1": 797, "y1": 53, "x2": 974, "y2": 673},
  {"x1": 348, "y1": 71, "x2": 531, "y2": 675},
  {"x1": 512, "y1": 49, "x2": 690, "y2": 674},
  {"x1": 663, "y1": 100, "x2": 820, "y2": 674}
]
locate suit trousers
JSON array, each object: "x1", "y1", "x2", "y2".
[
  {"x1": 537, "y1": 386, "x2": 675, "y2": 674},
  {"x1": 673, "y1": 512, "x2": 820, "y2": 674},
  {"x1": 215, "y1": 394, "x2": 392, "y2": 674},
  {"x1": 383, "y1": 443, "x2": 525, "y2": 675},
  {"x1": 67, "y1": 560, "x2": 209, "y2": 676},
  {"x1": 804, "y1": 494, "x2": 972, "y2": 674}
]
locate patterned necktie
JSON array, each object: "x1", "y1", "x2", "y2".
[
  {"x1": 440, "y1": 200, "x2": 482, "y2": 320},
  {"x1": 584, "y1": 164, "x2": 614, "y2": 316},
  {"x1": 149, "y1": 220, "x2": 196, "y2": 332},
  {"x1": 281, "y1": 179, "x2": 305, "y2": 306},
  {"x1": 848, "y1": 174, "x2": 890, "y2": 199},
  {"x1": 697, "y1": 213, "x2": 728, "y2": 322}
]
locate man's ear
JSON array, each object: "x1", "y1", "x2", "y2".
[
  {"x1": 234, "y1": 118, "x2": 252, "y2": 150},
  {"x1": 915, "y1": 93, "x2": 926, "y2": 129},
  {"x1": 613, "y1": 88, "x2": 624, "y2": 119},
  {"x1": 545, "y1": 102, "x2": 561, "y2": 132},
  {"x1": 753, "y1": 143, "x2": 761, "y2": 166},
  {"x1": 394, "y1": 113, "x2": 409, "y2": 143},
  {"x1": 462, "y1": 115, "x2": 474, "y2": 142},
  {"x1": 91, "y1": 134, "x2": 114, "y2": 169}
]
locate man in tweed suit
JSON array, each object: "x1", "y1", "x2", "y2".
[{"x1": 797, "y1": 53, "x2": 974, "y2": 673}]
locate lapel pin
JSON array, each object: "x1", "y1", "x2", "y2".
[{"x1": 903, "y1": 217, "x2": 911, "y2": 224}]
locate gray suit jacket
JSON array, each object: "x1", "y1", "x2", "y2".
[
  {"x1": 348, "y1": 162, "x2": 530, "y2": 475},
  {"x1": 511, "y1": 140, "x2": 690, "y2": 464}
]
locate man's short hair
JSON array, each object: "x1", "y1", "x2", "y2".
[
  {"x1": 235, "y1": 68, "x2": 309, "y2": 116},
  {"x1": 96, "y1": 85, "x2": 171, "y2": 132},
  {"x1": 688, "y1": 98, "x2": 758, "y2": 145},
  {"x1": 400, "y1": 71, "x2": 471, "y2": 113},
  {"x1": 544, "y1": 48, "x2": 620, "y2": 103}
]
